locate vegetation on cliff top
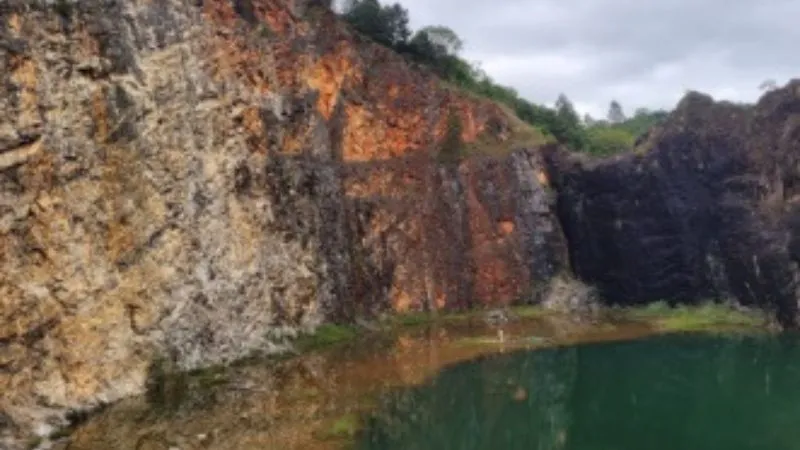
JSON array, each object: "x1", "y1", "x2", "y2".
[{"x1": 338, "y1": 0, "x2": 670, "y2": 156}]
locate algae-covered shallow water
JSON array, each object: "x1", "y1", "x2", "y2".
[
  {"x1": 359, "y1": 333, "x2": 800, "y2": 450},
  {"x1": 62, "y1": 309, "x2": 773, "y2": 450}
]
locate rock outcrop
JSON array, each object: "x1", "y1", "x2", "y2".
[
  {"x1": 0, "y1": 0, "x2": 566, "y2": 445},
  {"x1": 5, "y1": 0, "x2": 797, "y2": 446},
  {"x1": 546, "y1": 81, "x2": 800, "y2": 327}
]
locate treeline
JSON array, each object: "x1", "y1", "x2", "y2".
[
  {"x1": 580, "y1": 101, "x2": 670, "y2": 155},
  {"x1": 338, "y1": 0, "x2": 669, "y2": 155}
]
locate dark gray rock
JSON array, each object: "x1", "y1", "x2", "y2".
[{"x1": 545, "y1": 80, "x2": 800, "y2": 327}]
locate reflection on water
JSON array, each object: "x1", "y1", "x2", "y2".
[
  {"x1": 67, "y1": 315, "x2": 656, "y2": 450},
  {"x1": 360, "y1": 333, "x2": 800, "y2": 450},
  {"x1": 361, "y1": 346, "x2": 578, "y2": 450}
]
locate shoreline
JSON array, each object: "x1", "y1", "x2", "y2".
[{"x1": 43, "y1": 302, "x2": 771, "y2": 450}]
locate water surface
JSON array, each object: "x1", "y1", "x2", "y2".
[
  {"x1": 67, "y1": 315, "x2": 656, "y2": 450},
  {"x1": 360, "y1": 333, "x2": 800, "y2": 450}
]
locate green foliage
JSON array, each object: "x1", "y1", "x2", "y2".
[
  {"x1": 391, "y1": 312, "x2": 439, "y2": 327},
  {"x1": 337, "y1": 2, "x2": 586, "y2": 148},
  {"x1": 582, "y1": 107, "x2": 668, "y2": 155},
  {"x1": 295, "y1": 324, "x2": 359, "y2": 351},
  {"x1": 585, "y1": 126, "x2": 635, "y2": 156},
  {"x1": 555, "y1": 93, "x2": 580, "y2": 127},
  {"x1": 437, "y1": 111, "x2": 465, "y2": 164},
  {"x1": 144, "y1": 355, "x2": 191, "y2": 413},
  {"x1": 514, "y1": 306, "x2": 546, "y2": 319},
  {"x1": 323, "y1": 412, "x2": 363, "y2": 439},
  {"x1": 338, "y1": 1, "x2": 668, "y2": 156},
  {"x1": 626, "y1": 301, "x2": 767, "y2": 332},
  {"x1": 389, "y1": 310, "x2": 474, "y2": 327},
  {"x1": 607, "y1": 99, "x2": 626, "y2": 123},
  {"x1": 619, "y1": 108, "x2": 669, "y2": 137},
  {"x1": 343, "y1": 0, "x2": 410, "y2": 48},
  {"x1": 417, "y1": 25, "x2": 463, "y2": 54}
]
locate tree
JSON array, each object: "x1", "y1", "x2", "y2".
[
  {"x1": 343, "y1": 0, "x2": 384, "y2": 42},
  {"x1": 438, "y1": 110, "x2": 465, "y2": 164},
  {"x1": 759, "y1": 79, "x2": 778, "y2": 92},
  {"x1": 555, "y1": 94, "x2": 580, "y2": 128},
  {"x1": 340, "y1": 0, "x2": 358, "y2": 13},
  {"x1": 615, "y1": 109, "x2": 668, "y2": 138},
  {"x1": 586, "y1": 126, "x2": 635, "y2": 156},
  {"x1": 343, "y1": 0, "x2": 410, "y2": 48},
  {"x1": 381, "y1": 3, "x2": 411, "y2": 46},
  {"x1": 416, "y1": 25, "x2": 463, "y2": 55},
  {"x1": 583, "y1": 114, "x2": 595, "y2": 127},
  {"x1": 607, "y1": 100, "x2": 626, "y2": 124},
  {"x1": 468, "y1": 60, "x2": 489, "y2": 83}
]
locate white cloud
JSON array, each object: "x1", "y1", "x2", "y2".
[{"x1": 390, "y1": 0, "x2": 800, "y2": 116}]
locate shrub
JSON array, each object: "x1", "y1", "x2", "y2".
[{"x1": 437, "y1": 110, "x2": 465, "y2": 164}]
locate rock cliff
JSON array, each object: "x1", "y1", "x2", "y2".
[
  {"x1": 4, "y1": 0, "x2": 799, "y2": 446},
  {"x1": 546, "y1": 81, "x2": 800, "y2": 327},
  {"x1": 0, "y1": 0, "x2": 566, "y2": 445}
]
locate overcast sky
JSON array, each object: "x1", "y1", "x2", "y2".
[{"x1": 344, "y1": 0, "x2": 800, "y2": 118}]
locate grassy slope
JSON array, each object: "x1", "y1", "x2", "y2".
[{"x1": 437, "y1": 83, "x2": 551, "y2": 158}]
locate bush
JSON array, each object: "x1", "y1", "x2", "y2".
[
  {"x1": 339, "y1": 1, "x2": 668, "y2": 156},
  {"x1": 585, "y1": 126, "x2": 635, "y2": 156},
  {"x1": 437, "y1": 110, "x2": 465, "y2": 164}
]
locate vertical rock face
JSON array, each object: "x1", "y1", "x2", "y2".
[
  {"x1": 347, "y1": 149, "x2": 567, "y2": 314},
  {"x1": 0, "y1": 0, "x2": 565, "y2": 444},
  {"x1": 546, "y1": 81, "x2": 800, "y2": 326}
]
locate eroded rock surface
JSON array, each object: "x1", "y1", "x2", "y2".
[
  {"x1": 0, "y1": 0, "x2": 565, "y2": 445},
  {"x1": 546, "y1": 81, "x2": 800, "y2": 326}
]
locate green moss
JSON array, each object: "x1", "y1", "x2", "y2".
[
  {"x1": 322, "y1": 412, "x2": 362, "y2": 440},
  {"x1": 145, "y1": 355, "x2": 189, "y2": 413},
  {"x1": 391, "y1": 312, "x2": 437, "y2": 327},
  {"x1": 188, "y1": 364, "x2": 230, "y2": 389},
  {"x1": 456, "y1": 334, "x2": 550, "y2": 347},
  {"x1": 389, "y1": 306, "x2": 544, "y2": 328},
  {"x1": 630, "y1": 300, "x2": 672, "y2": 316},
  {"x1": 626, "y1": 301, "x2": 767, "y2": 332},
  {"x1": 513, "y1": 306, "x2": 546, "y2": 319},
  {"x1": 389, "y1": 309, "x2": 478, "y2": 328},
  {"x1": 295, "y1": 324, "x2": 360, "y2": 351},
  {"x1": 437, "y1": 110, "x2": 466, "y2": 165}
]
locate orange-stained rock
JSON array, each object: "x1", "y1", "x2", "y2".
[{"x1": 0, "y1": 1, "x2": 565, "y2": 446}]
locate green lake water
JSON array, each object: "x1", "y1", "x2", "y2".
[{"x1": 359, "y1": 332, "x2": 800, "y2": 450}]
